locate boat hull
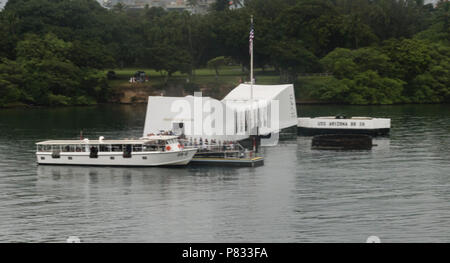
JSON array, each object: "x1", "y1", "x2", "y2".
[
  {"x1": 298, "y1": 127, "x2": 390, "y2": 136},
  {"x1": 36, "y1": 149, "x2": 198, "y2": 167}
]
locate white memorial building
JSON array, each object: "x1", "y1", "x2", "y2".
[{"x1": 143, "y1": 83, "x2": 298, "y2": 144}]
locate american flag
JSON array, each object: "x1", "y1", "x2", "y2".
[{"x1": 249, "y1": 21, "x2": 254, "y2": 55}]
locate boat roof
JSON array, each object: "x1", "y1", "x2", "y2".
[
  {"x1": 140, "y1": 135, "x2": 179, "y2": 140},
  {"x1": 36, "y1": 135, "x2": 179, "y2": 145}
]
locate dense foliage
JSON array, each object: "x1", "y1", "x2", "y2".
[
  {"x1": 0, "y1": 0, "x2": 449, "y2": 106},
  {"x1": 315, "y1": 38, "x2": 450, "y2": 104}
]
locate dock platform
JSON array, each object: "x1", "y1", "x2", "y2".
[{"x1": 190, "y1": 156, "x2": 264, "y2": 167}]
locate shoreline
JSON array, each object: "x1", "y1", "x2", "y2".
[{"x1": 1, "y1": 101, "x2": 449, "y2": 110}]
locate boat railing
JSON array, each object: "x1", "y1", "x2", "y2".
[{"x1": 182, "y1": 140, "x2": 258, "y2": 159}]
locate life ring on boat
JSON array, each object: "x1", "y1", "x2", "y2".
[{"x1": 166, "y1": 145, "x2": 171, "y2": 151}]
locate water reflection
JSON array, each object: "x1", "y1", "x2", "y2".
[
  {"x1": 37, "y1": 165, "x2": 242, "y2": 183},
  {"x1": 31, "y1": 164, "x2": 261, "y2": 242},
  {"x1": 35, "y1": 165, "x2": 247, "y2": 205}
]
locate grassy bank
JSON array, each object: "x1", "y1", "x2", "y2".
[{"x1": 105, "y1": 66, "x2": 330, "y2": 103}]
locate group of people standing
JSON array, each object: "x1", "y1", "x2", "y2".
[{"x1": 186, "y1": 137, "x2": 238, "y2": 152}]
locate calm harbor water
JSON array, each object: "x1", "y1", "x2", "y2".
[{"x1": 0, "y1": 104, "x2": 449, "y2": 242}]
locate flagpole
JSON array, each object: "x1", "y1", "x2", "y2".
[
  {"x1": 250, "y1": 15, "x2": 254, "y2": 101},
  {"x1": 250, "y1": 15, "x2": 257, "y2": 146}
]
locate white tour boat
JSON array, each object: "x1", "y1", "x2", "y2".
[
  {"x1": 35, "y1": 135, "x2": 198, "y2": 166},
  {"x1": 297, "y1": 116, "x2": 391, "y2": 136}
]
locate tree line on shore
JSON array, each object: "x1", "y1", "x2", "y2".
[{"x1": 0, "y1": 0, "x2": 448, "y2": 107}]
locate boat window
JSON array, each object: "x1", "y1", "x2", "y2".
[
  {"x1": 143, "y1": 144, "x2": 157, "y2": 151},
  {"x1": 133, "y1": 145, "x2": 142, "y2": 152},
  {"x1": 100, "y1": 145, "x2": 111, "y2": 152},
  {"x1": 111, "y1": 145, "x2": 123, "y2": 152},
  {"x1": 43, "y1": 145, "x2": 52, "y2": 152}
]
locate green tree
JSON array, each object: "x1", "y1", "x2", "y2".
[
  {"x1": 0, "y1": 11, "x2": 20, "y2": 60},
  {"x1": 0, "y1": 59, "x2": 24, "y2": 106},
  {"x1": 1, "y1": 0, "x2": 448, "y2": 106},
  {"x1": 69, "y1": 40, "x2": 115, "y2": 69},
  {"x1": 320, "y1": 48, "x2": 357, "y2": 79},
  {"x1": 269, "y1": 39, "x2": 320, "y2": 83},
  {"x1": 0, "y1": 33, "x2": 110, "y2": 106},
  {"x1": 382, "y1": 39, "x2": 434, "y2": 84},
  {"x1": 321, "y1": 47, "x2": 392, "y2": 79},
  {"x1": 139, "y1": 9, "x2": 193, "y2": 79},
  {"x1": 415, "y1": 0, "x2": 450, "y2": 44},
  {"x1": 312, "y1": 71, "x2": 405, "y2": 104}
]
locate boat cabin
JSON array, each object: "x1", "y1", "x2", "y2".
[
  {"x1": 36, "y1": 136, "x2": 182, "y2": 159},
  {"x1": 35, "y1": 135, "x2": 198, "y2": 167}
]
